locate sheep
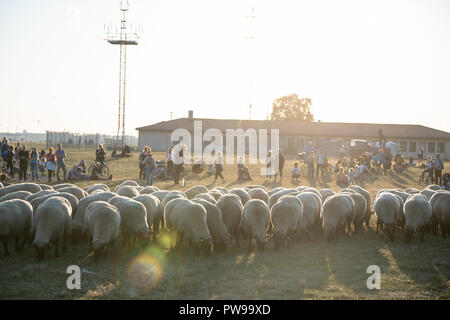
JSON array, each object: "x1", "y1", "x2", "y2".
[
  {"x1": 404, "y1": 194, "x2": 432, "y2": 244},
  {"x1": 270, "y1": 195, "x2": 302, "y2": 251},
  {"x1": 30, "y1": 192, "x2": 79, "y2": 218},
  {"x1": 164, "y1": 198, "x2": 191, "y2": 231},
  {"x1": 216, "y1": 194, "x2": 243, "y2": 247},
  {"x1": 84, "y1": 201, "x2": 121, "y2": 261},
  {"x1": 245, "y1": 185, "x2": 267, "y2": 191},
  {"x1": 57, "y1": 186, "x2": 86, "y2": 201},
  {"x1": 38, "y1": 184, "x2": 54, "y2": 191},
  {"x1": 322, "y1": 194, "x2": 355, "y2": 241},
  {"x1": 295, "y1": 192, "x2": 322, "y2": 240},
  {"x1": 113, "y1": 198, "x2": 150, "y2": 249},
  {"x1": 135, "y1": 186, "x2": 144, "y2": 192},
  {"x1": 84, "y1": 184, "x2": 110, "y2": 194},
  {"x1": 208, "y1": 190, "x2": 224, "y2": 201},
  {"x1": 108, "y1": 195, "x2": 131, "y2": 208},
  {"x1": 0, "y1": 191, "x2": 32, "y2": 202},
  {"x1": 162, "y1": 190, "x2": 186, "y2": 208},
  {"x1": 133, "y1": 194, "x2": 160, "y2": 235},
  {"x1": 212, "y1": 187, "x2": 228, "y2": 194},
  {"x1": 0, "y1": 182, "x2": 3, "y2": 188},
  {"x1": 116, "y1": 185, "x2": 140, "y2": 198},
  {"x1": 240, "y1": 199, "x2": 270, "y2": 252},
  {"x1": 404, "y1": 188, "x2": 420, "y2": 194},
  {"x1": 185, "y1": 185, "x2": 209, "y2": 199},
  {"x1": 300, "y1": 188, "x2": 323, "y2": 202},
  {"x1": 429, "y1": 192, "x2": 450, "y2": 237},
  {"x1": 192, "y1": 198, "x2": 231, "y2": 252},
  {"x1": 70, "y1": 192, "x2": 117, "y2": 244},
  {"x1": 348, "y1": 185, "x2": 373, "y2": 227},
  {"x1": 30, "y1": 197, "x2": 72, "y2": 260},
  {"x1": 0, "y1": 199, "x2": 33, "y2": 256},
  {"x1": 268, "y1": 189, "x2": 298, "y2": 209},
  {"x1": 114, "y1": 180, "x2": 140, "y2": 192},
  {"x1": 0, "y1": 183, "x2": 42, "y2": 198},
  {"x1": 420, "y1": 188, "x2": 437, "y2": 200},
  {"x1": 194, "y1": 193, "x2": 217, "y2": 204},
  {"x1": 426, "y1": 184, "x2": 442, "y2": 191},
  {"x1": 345, "y1": 192, "x2": 367, "y2": 232},
  {"x1": 53, "y1": 183, "x2": 76, "y2": 190},
  {"x1": 248, "y1": 188, "x2": 269, "y2": 205},
  {"x1": 319, "y1": 189, "x2": 336, "y2": 202},
  {"x1": 169, "y1": 200, "x2": 212, "y2": 256},
  {"x1": 139, "y1": 186, "x2": 159, "y2": 194},
  {"x1": 151, "y1": 190, "x2": 170, "y2": 233},
  {"x1": 25, "y1": 189, "x2": 58, "y2": 202},
  {"x1": 229, "y1": 188, "x2": 251, "y2": 205},
  {"x1": 90, "y1": 189, "x2": 107, "y2": 195},
  {"x1": 295, "y1": 186, "x2": 309, "y2": 192},
  {"x1": 268, "y1": 187, "x2": 285, "y2": 197},
  {"x1": 374, "y1": 193, "x2": 400, "y2": 240}
]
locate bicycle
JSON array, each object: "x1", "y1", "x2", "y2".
[
  {"x1": 88, "y1": 160, "x2": 110, "y2": 177},
  {"x1": 419, "y1": 167, "x2": 434, "y2": 186}
]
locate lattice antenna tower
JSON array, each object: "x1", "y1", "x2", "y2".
[{"x1": 244, "y1": 6, "x2": 255, "y2": 120}]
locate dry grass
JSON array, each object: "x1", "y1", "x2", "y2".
[{"x1": 0, "y1": 146, "x2": 449, "y2": 300}]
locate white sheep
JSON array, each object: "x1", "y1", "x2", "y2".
[
  {"x1": 151, "y1": 190, "x2": 170, "y2": 233},
  {"x1": 84, "y1": 184, "x2": 110, "y2": 194},
  {"x1": 344, "y1": 192, "x2": 367, "y2": 233},
  {"x1": 241, "y1": 199, "x2": 270, "y2": 252},
  {"x1": 208, "y1": 190, "x2": 224, "y2": 201},
  {"x1": 164, "y1": 198, "x2": 191, "y2": 231},
  {"x1": 319, "y1": 189, "x2": 336, "y2": 202},
  {"x1": 25, "y1": 189, "x2": 58, "y2": 202},
  {"x1": 429, "y1": 192, "x2": 450, "y2": 237},
  {"x1": 404, "y1": 194, "x2": 432, "y2": 244},
  {"x1": 270, "y1": 195, "x2": 302, "y2": 251},
  {"x1": 374, "y1": 192, "x2": 400, "y2": 240},
  {"x1": 194, "y1": 192, "x2": 217, "y2": 204},
  {"x1": 212, "y1": 187, "x2": 228, "y2": 194},
  {"x1": 322, "y1": 194, "x2": 355, "y2": 241},
  {"x1": 404, "y1": 188, "x2": 420, "y2": 194},
  {"x1": 420, "y1": 188, "x2": 437, "y2": 200},
  {"x1": 426, "y1": 184, "x2": 442, "y2": 191},
  {"x1": 53, "y1": 183, "x2": 76, "y2": 190},
  {"x1": 268, "y1": 188, "x2": 298, "y2": 209},
  {"x1": 114, "y1": 180, "x2": 140, "y2": 192},
  {"x1": 30, "y1": 196, "x2": 72, "y2": 260},
  {"x1": 0, "y1": 183, "x2": 42, "y2": 198},
  {"x1": 0, "y1": 199, "x2": 33, "y2": 256},
  {"x1": 84, "y1": 201, "x2": 121, "y2": 261},
  {"x1": 169, "y1": 200, "x2": 213, "y2": 256},
  {"x1": 348, "y1": 185, "x2": 372, "y2": 227},
  {"x1": 133, "y1": 194, "x2": 160, "y2": 236},
  {"x1": 185, "y1": 185, "x2": 209, "y2": 199},
  {"x1": 139, "y1": 186, "x2": 159, "y2": 194},
  {"x1": 295, "y1": 191, "x2": 322, "y2": 239},
  {"x1": 0, "y1": 191, "x2": 32, "y2": 202},
  {"x1": 268, "y1": 187, "x2": 285, "y2": 197},
  {"x1": 57, "y1": 186, "x2": 86, "y2": 201},
  {"x1": 216, "y1": 193, "x2": 243, "y2": 247},
  {"x1": 229, "y1": 188, "x2": 251, "y2": 205},
  {"x1": 38, "y1": 184, "x2": 54, "y2": 191},
  {"x1": 116, "y1": 185, "x2": 140, "y2": 198},
  {"x1": 248, "y1": 188, "x2": 269, "y2": 205}
]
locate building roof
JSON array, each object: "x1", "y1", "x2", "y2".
[{"x1": 136, "y1": 118, "x2": 450, "y2": 140}]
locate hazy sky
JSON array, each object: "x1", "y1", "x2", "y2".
[{"x1": 1, "y1": 0, "x2": 449, "y2": 135}]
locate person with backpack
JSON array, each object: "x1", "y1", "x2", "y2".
[{"x1": 141, "y1": 147, "x2": 156, "y2": 186}]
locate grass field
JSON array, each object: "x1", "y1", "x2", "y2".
[{"x1": 0, "y1": 146, "x2": 449, "y2": 300}]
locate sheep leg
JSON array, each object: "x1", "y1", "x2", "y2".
[
  {"x1": 62, "y1": 233, "x2": 67, "y2": 253},
  {"x1": 248, "y1": 236, "x2": 253, "y2": 252},
  {"x1": 174, "y1": 231, "x2": 184, "y2": 250},
  {"x1": 87, "y1": 234, "x2": 93, "y2": 253},
  {"x1": 2, "y1": 236, "x2": 9, "y2": 257},
  {"x1": 19, "y1": 234, "x2": 28, "y2": 253},
  {"x1": 54, "y1": 238, "x2": 60, "y2": 257}
]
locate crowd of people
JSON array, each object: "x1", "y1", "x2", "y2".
[{"x1": 0, "y1": 137, "x2": 112, "y2": 184}]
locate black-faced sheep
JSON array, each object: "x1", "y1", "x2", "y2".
[{"x1": 240, "y1": 199, "x2": 270, "y2": 252}]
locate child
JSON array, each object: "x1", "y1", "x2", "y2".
[
  {"x1": 336, "y1": 167, "x2": 349, "y2": 188},
  {"x1": 39, "y1": 150, "x2": 46, "y2": 176},
  {"x1": 0, "y1": 173, "x2": 10, "y2": 186},
  {"x1": 240, "y1": 166, "x2": 252, "y2": 181},
  {"x1": 291, "y1": 161, "x2": 302, "y2": 182}
]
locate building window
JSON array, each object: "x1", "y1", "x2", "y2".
[
  {"x1": 428, "y1": 142, "x2": 435, "y2": 153},
  {"x1": 409, "y1": 141, "x2": 416, "y2": 153},
  {"x1": 437, "y1": 142, "x2": 445, "y2": 153},
  {"x1": 399, "y1": 141, "x2": 407, "y2": 152}
]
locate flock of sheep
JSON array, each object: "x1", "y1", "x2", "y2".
[{"x1": 0, "y1": 180, "x2": 449, "y2": 261}]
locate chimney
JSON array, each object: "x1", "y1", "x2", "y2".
[{"x1": 188, "y1": 110, "x2": 193, "y2": 120}]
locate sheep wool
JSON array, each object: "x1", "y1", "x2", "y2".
[
  {"x1": 116, "y1": 185, "x2": 140, "y2": 198},
  {"x1": 270, "y1": 195, "x2": 302, "y2": 251},
  {"x1": 241, "y1": 199, "x2": 270, "y2": 252},
  {"x1": 404, "y1": 194, "x2": 432, "y2": 244},
  {"x1": 133, "y1": 194, "x2": 160, "y2": 232},
  {"x1": 322, "y1": 194, "x2": 355, "y2": 241},
  {"x1": 228, "y1": 188, "x2": 251, "y2": 205},
  {"x1": 216, "y1": 194, "x2": 243, "y2": 247},
  {"x1": 0, "y1": 191, "x2": 33, "y2": 202},
  {"x1": 248, "y1": 188, "x2": 269, "y2": 205},
  {"x1": 0, "y1": 183, "x2": 42, "y2": 198},
  {"x1": 374, "y1": 192, "x2": 400, "y2": 240},
  {"x1": 185, "y1": 185, "x2": 209, "y2": 199},
  {"x1": 429, "y1": 192, "x2": 450, "y2": 237}
]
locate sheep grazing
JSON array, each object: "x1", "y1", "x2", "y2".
[
  {"x1": 164, "y1": 198, "x2": 191, "y2": 231},
  {"x1": 84, "y1": 183, "x2": 110, "y2": 194},
  {"x1": 248, "y1": 188, "x2": 269, "y2": 205},
  {"x1": 185, "y1": 185, "x2": 209, "y2": 199},
  {"x1": 374, "y1": 193, "x2": 400, "y2": 240},
  {"x1": 420, "y1": 188, "x2": 437, "y2": 200},
  {"x1": 404, "y1": 188, "x2": 420, "y2": 195},
  {"x1": 245, "y1": 185, "x2": 267, "y2": 191},
  {"x1": 169, "y1": 200, "x2": 213, "y2": 256},
  {"x1": 426, "y1": 185, "x2": 442, "y2": 191},
  {"x1": 348, "y1": 185, "x2": 372, "y2": 227},
  {"x1": 30, "y1": 197, "x2": 72, "y2": 261},
  {"x1": 53, "y1": 183, "x2": 76, "y2": 190},
  {"x1": 208, "y1": 190, "x2": 224, "y2": 201},
  {"x1": 0, "y1": 199, "x2": 33, "y2": 256},
  {"x1": 429, "y1": 192, "x2": 450, "y2": 237},
  {"x1": 139, "y1": 186, "x2": 159, "y2": 194},
  {"x1": 345, "y1": 193, "x2": 367, "y2": 233},
  {"x1": 268, "y1": 189, "x2": 297, "y2": 209},
  {"x1": 108, "y1": 195, "x2": 131, "y2": 208},
  {"x1": 216, "y1": 194, "x2": 243, "y2": 247},
  {"x1": 114, "y1": 180, "x2": 140, "y2": 192},
  {"x1": 319, "y1": 189, "x2": 336, "y2": 203},
  {"x1": 38, "y1": 184, "x2": 54, "y2": 191},
  {"x1": 30, "y1": 192, "x2": 78, "y2": 216},
  {"x1": 151, "y1": 190, "x2": 170, "y2": 233},
  {"x1": 112, "y1": 198, "x2": 150, "y2": 249},
  {"x1": 300, "y1": 188, "x2": 323, "y2": 202},
  {"x1": 229, "y1": 188, "x2": 251, "y2": 205},
  {"x1": 192, "y1": 198, "x2": 231, "y2": 252},
  {"x1": 0, "y1": 191, "x2": 32, "y2": 202},
  {"x1": 25, "y1": 189, "x2": 58, "y2": 203},
  {"x1": 0, "y1": 183, "x2": 42, "y2": 198},
  {"x1": 270, "y1": 195, "x2": 302, "y2": 251},
  {"x1": 322, "y1": 194, "x2": 355, "y2": 242},
  {"x1": 268, "y1": 187, "x2": 285, "y2": 197},
  {"x1": 212, "y1": 187, "x2": 228, "y2": 194},
  {"x1": 57, "y1": 186, "x2": 86, "y2": 201},
  {"x1": 295, "y1": 186, "x2": 309, "y2": 192},
  {"x1": 162, "y1": 190, "x2": 186, "y2": 208},
  {"x1": 133, "y1": 194, "x2": 160, "y2": 236},
  {"x1": 70, "y1": 192, "x2": 117, "y2": 244},
  {"x1": 241, "y1": 199, "x2": 270, "y2": 252},
  {"x1": 296, "y1": 192, "x2": 322, "y2": 240},
  {"x1": 194, "y1": 192, "x2": 216, "y2": 204},
  {"x1": 116, "y1": 185, "x2": 140, "y2": 198},
  {"x1": 404, "y1": 194, "x2": 432, "y2": 244},
  {"x1": 84, "y1": 201, "x2": 121, "y2": 261}
]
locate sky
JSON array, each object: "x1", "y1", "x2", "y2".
[{"x1": 1, "y1": 0, "x2": 449, "y2": 136}]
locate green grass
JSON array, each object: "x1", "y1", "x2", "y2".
[{"x1": 0, "y1": 146, "x2": 449, "y2": 300}]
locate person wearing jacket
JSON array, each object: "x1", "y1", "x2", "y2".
[
  {"x1": 29, "y1": 147, "x2": 39, "y2": 182},
  {"x1": 434, "y1": 153, "x2": 444, "y2": 186},
  {"x1": 142, "y1": 148, "x2": 156, "y2": 186},
  {"x1": 2, "y1": 145, "x2": 15, "y2": 180},
  {"x1": 18, "y1": 144, "x2": 30, "y2": 181},
  {"x1": 46, "y1": 147, "x2": 57, "y2": 182}
]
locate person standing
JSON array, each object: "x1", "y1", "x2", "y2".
[
  {"x1": 214, "y1": 151, "x2": 225, "y2": 183},
  {"x1": 29, "y1": 147, "x2": 39, "y2": 182},
  {"x1": 306, "y1": 151, "x2": 315, "y2": 179},
  {"x1": 46, "y1": 147, "x2": 56, "y2": 182},
  {"x1": 265, "y1": 151, "x2": 273, "y2": 182},
  {"x1": 38, "y1": 150, "x2": 46, "y2": 177},
  {"x1": 138, "y1": 146, "x2": 148, "y2": 179},
  {"x1": 377, "y1": 149, "x2": 386, "y2": 175},
  {"x1": 305, "y1": 141, "x2": 314, "y2": 156},
  {"x1": 3, "y1": 145, "x2": 15, "y2": 180},
  {"x1": 418, "y1": 147, "x2": 424, "y2": 165},
  {"x1": 1, "y1": 137, "x2": 9, "y2": 154},
  {"x1": 274, "y1": 149, "x2": 285, "y2": 182},
  {"x1": 237, "y1": 156, "x2": 244, "y2": 182},
  {"x1": 173, "y1": 145, "x2": 185, "y2": 185},
  {"x1": 18, "y1": 144, "x2": 30, "y2": 181},
  {"x1": 434, "y1": 153, "x2": 444, "y2": 186},
  {"x1": 166, "y1": 146, "x2": 174, "y2": 180},
  {"x1": 95, "y1": 144, "x2": 106, "y2": 167},
  {"x1": 316, "y1": 149, "x2": 326, "y2": 177},
  {"x1": 142, "y1": 148, "x2": 156, "y2": 186},
  {"x1": 55, "y1": 143, "x2": 67, "y2": 181}
]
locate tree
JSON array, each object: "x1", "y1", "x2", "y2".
[{"x1": 270, "y1": 93, "x2": 314, "y2": 122}]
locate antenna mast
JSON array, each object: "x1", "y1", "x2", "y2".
[
  {"x1": 244, "y1": 6, "x2": 255, "y2": 120},
  {"x1": 105, "y1": 0, "x2": 141, "y2": 148}
]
